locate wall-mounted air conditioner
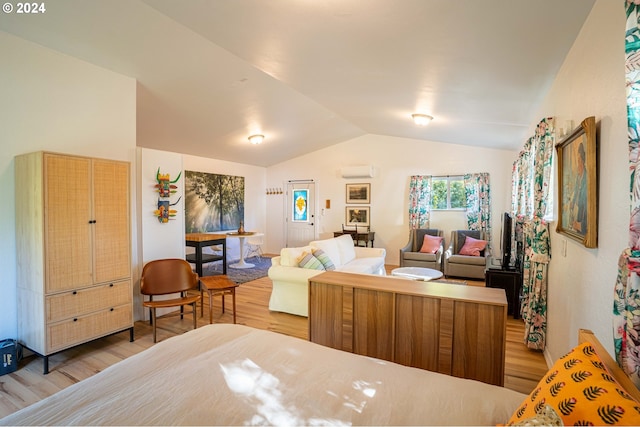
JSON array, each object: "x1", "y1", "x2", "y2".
[{"x1": 340, "y1": 165, "x2": 374, "y2": 178}]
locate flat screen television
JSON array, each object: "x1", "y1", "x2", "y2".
[{"x1": 501, "y1": 212, "x2": 514, "y2": 270}]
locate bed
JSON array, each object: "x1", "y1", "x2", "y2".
[{"x1": 1, "y1": 325, "x2": 639, "y2": 426}]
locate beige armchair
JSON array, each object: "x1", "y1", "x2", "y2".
[
  {"x1": 444, "y1": 230, "x2": 489, "y2": 279},
  {"x1": 399, "y1": 229, "x2": 444, "y2": 271}
]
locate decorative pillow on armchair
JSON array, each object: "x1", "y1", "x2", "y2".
[
  {"x1": 458, "y1": 236, "x2": 487, "y2": 256},
  {"x1": 419, "y1": 234, "x2": 443, "y2": 254}
]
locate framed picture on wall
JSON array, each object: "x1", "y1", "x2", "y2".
[
  {"x1": 346, "y1": 183, "x2": 371, "y2": 204},
  {"x1": 555, "y1": 116, "x2": 597, "y2": 248},
  {"x1": 346, "y1": 206, "x2": 370, "y2": 227}
]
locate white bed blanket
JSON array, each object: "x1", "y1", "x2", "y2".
[{"x1": 0, "y1": 324, "x2": 525, "y2": 426}]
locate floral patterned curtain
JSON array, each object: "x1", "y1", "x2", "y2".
[
  {"x1": 512, "y1": 138, "x2": 534, "y2": 218},
  {"x1": 464, "y1": 173, "x2": 492, "y2": 250},
  {"x1": 408, "y1": 175, "x2": 432, "y2": 229},
  {"x1": 511, "y1": 117, "x2": 555, "y2": 350},
  {"x1": 613, "y1": 0, "x2": 640, "y2": 388}
]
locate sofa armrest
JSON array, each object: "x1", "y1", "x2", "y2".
[
  {"x1": 399, "y1": 236, "x2": 413, "y2": 254},
  {"x1": 435, "y1": 245, "x2": 444, "y2": 264},
  {"x1": 354, "y1": 246, "x2": 386, "y2": 259},
  {"x1": 267, "y1": 264, "x2": 324, "y2": 282}
]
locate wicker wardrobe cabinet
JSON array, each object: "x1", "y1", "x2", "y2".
[{"x1": 15, "y1": 152, "x2": 133, "y2": 374}]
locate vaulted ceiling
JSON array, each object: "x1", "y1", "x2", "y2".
[{"x1": 0, "y1": 0, "x2": 595, "y2": 166}]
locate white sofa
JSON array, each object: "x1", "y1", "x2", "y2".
[{"x1": 268, "y1": 234, "x2": 386, "y2": 316}]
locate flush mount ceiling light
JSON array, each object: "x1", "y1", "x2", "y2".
[
  {"x1": 411, "y1": 113, "x2": 434, "y2": 126},
  {"x1": 248, "y1": 134, "x2": 264, "y2": 145}
]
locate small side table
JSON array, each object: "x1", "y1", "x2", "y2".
[
  {"x1": 485, "y1": 268, "x2": 523, "y2": 319},
  {"x1": 199, "y1": 275, "x2": 239, "y2": 324}
]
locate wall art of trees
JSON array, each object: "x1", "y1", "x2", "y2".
[{"x1": 185, "y1": 171, "x2": 244, "y2": 232}]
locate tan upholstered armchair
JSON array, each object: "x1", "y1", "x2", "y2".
[
  {"x1": 444, "y1": 230, "x2": 489, "y2": 279},
  {"x1": 399, "y1": 228, "x2": 444, "y2": 271}
]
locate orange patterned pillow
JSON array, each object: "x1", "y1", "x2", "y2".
[{"x1": 507, "y1": 342, "x2": 640, "y2": 426}]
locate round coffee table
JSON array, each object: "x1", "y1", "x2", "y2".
[{"x1": 391, "y1": 266, "x2": 443, "y2": 281}]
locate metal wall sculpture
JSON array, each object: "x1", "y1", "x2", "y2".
[{"x1": 153, "y1": 168, "x2": 181, "y2": 223}]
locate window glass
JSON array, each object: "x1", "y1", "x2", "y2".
[
  {"x1": 431, "y1": 178, "x2": 448, "y2": 209},
  {"x1": 431, "y1": 176, "x2": 465, "y2": 210},
  {"x1": 450, "y1": 179, "x2": 466, "y2": 209}
]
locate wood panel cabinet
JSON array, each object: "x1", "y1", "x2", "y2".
[
  {"x1": 308, "y1": 271, "x2": 507, "y2": 386},
  {"x1": 15, "y1": 152, "x2": 133, "y2": 373},
  {"x1": 485, "y1": 268, "x2": 523, "y2": 319}
]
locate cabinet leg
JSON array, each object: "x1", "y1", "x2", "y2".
[
  {"x1": 43, "y1": 355, "x2": 49, "y2": 375},
  {"x1": 129, "y1": 327, "x2": 134, "y2": 342}
]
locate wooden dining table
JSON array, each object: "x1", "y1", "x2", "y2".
[{"x1": 185, "y1": 233, "x2": 228, "y2": 277}]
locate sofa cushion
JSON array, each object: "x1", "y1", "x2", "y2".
[
  {"x1": 297, "y1": 251, "x2": 325, "y2": 270},
  {"x1": 310, "y1": 238, "x2": 342, "y2": 268},
  {"x1": 459, "y1": 236, "x2": 487, "y2": 256},
  {"x1": 420, "y1": 234, "x2": 443, "y2": 253},
  {"x1": 312, "y1": 248, "x2": 336, "y2": 271},
  {"x1": 404, "y1": 251, "x2": 438, "y2": 262},
  {"x1": 338, "y1": 257, "x2": 384, "y2": 274},
  {"x1": 448, "y1": 254, "x2": 487, "y2": 266},
  {"x1": 335, "y1": 234, "x2": 357, "y2": 264},
  {"x1": 280, "y1": 245, "x2": 314, "y2": 267}
]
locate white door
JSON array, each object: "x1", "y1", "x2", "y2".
[{"x1": 286, "y1": 181, "x2": 316, "y2": 247}]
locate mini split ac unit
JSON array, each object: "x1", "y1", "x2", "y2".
[{"x1": 340, "y1": 165, "x2": 374, "y2": 178}]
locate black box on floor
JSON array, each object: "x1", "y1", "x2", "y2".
[{"x1": 0, "y1": 339, "x2": 18, "y2": 376}]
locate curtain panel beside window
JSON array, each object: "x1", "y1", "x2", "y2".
[
  {"x1": 512, "y1": 117, "x2": 554, "y2": 350},
  {"x1": 464, "y1": 173, "x2": 492, "y2": 251},
  {"x1": 613, "y1": 0, "x2": 640, "y2": 389},
  {"x1": 408, "y1": 175, "x2": 432, "y2": 229}
]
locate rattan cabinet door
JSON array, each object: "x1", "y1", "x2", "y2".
[
  {"x1": 44, "y1": 154, "x2": 93, "y2": 292},
  {"x1": 92, "y1": 159, "x2": 131, "y2": 284}
]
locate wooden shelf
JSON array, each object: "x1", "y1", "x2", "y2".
[{"x1": 185, "y1": 253, "x2": 223, "y2": 264}]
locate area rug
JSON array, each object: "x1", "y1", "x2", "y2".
[{"x1": 202, "y1": 256, "x2": 272, "y2": 284}]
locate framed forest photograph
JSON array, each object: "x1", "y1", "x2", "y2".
[{"x1": 555, "y1": 116, "x2": 597, "y2": 248}]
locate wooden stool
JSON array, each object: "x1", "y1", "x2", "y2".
[{"x1": 199, "y1": 275, "x2": 239, "y2": 324}]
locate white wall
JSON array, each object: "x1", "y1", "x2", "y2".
[
  {"x1": 267, "y1": 134, "x2": 517, "y2": 265},
  {"x1": 529, "y1": 0, "x2": 626, "y2": 363},
  {"x1": 135, "y1": 148, "x2": 185, "y2": 319},
  {"x1": 0, "y1": 31, "x2": 137, "y2": 339}
]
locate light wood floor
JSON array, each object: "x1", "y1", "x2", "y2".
[{"x1": 0, "y1": 268, "x2": 548, "y2": 418}]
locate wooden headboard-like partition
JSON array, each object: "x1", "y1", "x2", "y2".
[{"x1": 579, "y1": 328, "x2": 640, "y2": 401}]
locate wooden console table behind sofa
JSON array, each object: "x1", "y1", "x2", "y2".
[{"x1": 308, "y1": 271, "x2": 507, "y2": 386}]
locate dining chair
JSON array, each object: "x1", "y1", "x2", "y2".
[
  {"x1": 140, "y1": 258, "x2": 200, "y2": 343},
  {"x1": 245, "y1": 233, "x2": 264, "y2": 260}
]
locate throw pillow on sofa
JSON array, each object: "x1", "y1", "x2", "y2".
[
  {"x1": 313, "y1": 248, "x2": 336, "y2": 270},
  {"x1": 459, "y1": 236, "x2": 487, "y2": 256},
  {"x1": 420, "y1": 234, "x2": 443, "y2": 254},
  {"x1": 280, "y1": 246, "x2": 314, "y2": 267},
  {"x1": 297, "y1": 251, "x2": 325, "y2": 270},
  {"x1": 310, "y1": 238, "x2": 343, "y2": 268}
]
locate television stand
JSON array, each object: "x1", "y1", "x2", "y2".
[{"x1": 485, "y1": 267, "x2": 522, "y2": 319}]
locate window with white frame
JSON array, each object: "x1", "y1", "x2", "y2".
[{"x1": 430, "y1": 176, "x2": 465, "y2": 210}]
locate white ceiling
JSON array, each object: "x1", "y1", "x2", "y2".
[{"x1": 0, "y1": 0, "x2": 595, "y2": 166}]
